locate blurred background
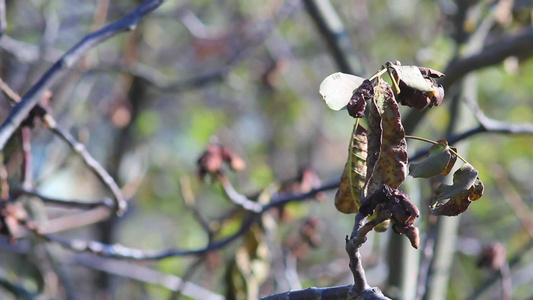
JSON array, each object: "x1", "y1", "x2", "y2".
[{"x1": 1, "y1": 0, "x2": 533, "y2": 299}]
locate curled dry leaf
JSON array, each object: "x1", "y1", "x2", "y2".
[
  {"x1": 334, "y1": 123, "x2": 367, "y2": 214},
  {"x1": 365, "y1": 81, "x2": 407, "y2": 197},
  {"x1": 431, "y1": 164, "x2": 484, "y2": 216},
  {"x1": 389, "y1": 64, "x2": 445, "y2": 110},
  {"x1": 409, "y1": 139, "x2": 456, "y2": 178},
  {"x1": 319, "y1": 72, "x2": 365, "y2": 111},
  {"x1": 359, "y1": 184, "x2": 420, "y2": 249},
  {"x1": 419, "y1": 67, "x2": 445, "y2": 78},
  {"x1": 347, "y1": 79, "x2": 373, "y2": 118}
]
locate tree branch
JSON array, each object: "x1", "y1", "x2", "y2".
[
  {"x1": 44, "y1": 119, "x2": 127, "y2": 215},
  {"x1": 19, "y1": 180, "x2": 336, "y2": 260},
  {"x1": 74, "y1": 255, "x2": 224, "y2": 300},
  {"x1": 0, "y1": 0, "x2": 165, "y2": 152},
  {"x1": 14, "y1": 187, "x2": 114, "y2": 209},
  {"x1": 0, "y1": 0, "x2": 5, "y2": 38}
]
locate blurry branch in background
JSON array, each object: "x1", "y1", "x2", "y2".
[
  {"x1": 403, "y1": 26, "x2": 533, "y2": 134},
  {"x1": 0, "y1": 78, "x2": 125, "y2": 220},
  {"x1": 46, "y1": 122, "x2": 127, "y2": 214},
  {"x1": 303, "y1": 0, "x2": 364, "y2": 75},
  {"x1": 0, "y1": 0, "x2": 5, "y2": 38},
  {"x1": 0, "y1": 0, "x2": 166, "y2": 181},
  {"x1": 85, "y1": 0, "x2": 300, "y2": 93},
  {"x1": 179, "y1": 176, "x2": 213, "y2": 235},
  {"x1": 219, "y1": 174, "x2": 263, "y2": 213},
  {"x1": 74, "y1": 256, "x2": 224, "y2": 300},
  {"x1": 441, "y1": 27, "x2": 533, "y2": 89},
  {"x1": 14, "y1": 178, "x2": 336, "y2": 260},
  {"x1": 0, "y1": 35, "x2": 64, "y2": 63},
  {"x1": 410, "y1": 96, "x2": 533, "y2": 161},
  {"x1": 13, "y1": 187, "x2": 114, "y2": 210}
]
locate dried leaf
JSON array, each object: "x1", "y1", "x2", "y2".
[
  {"x1": 390, "y1": 65, "x2": 446, "y2": 110},
  {"x1": 335, "y1": 123, "x2": 367, "y2": 213},
  {"x1": 419, "y1": 67, "x2": 445, "y2": 78},
  {"x1": 442, "y1": 147, "x2": 458, "y2": 176},
  {"x1": 347, "y1": 79, "x2": 373, "y2": 118},
  {"x1": 409, "y1": 140, "x2": 452, "y2": 178},
  {"x1": 319, "y1": 73, "x2": 365, "y2": 111},
  {"x1": 431, "y1": 164, "x2": 484, "y2": 216},
  {"x1": 433, "y1": 163, "x2": 479, "y2": 201},
  {"x1": 366, "y1": 81, "x2": 408, "y2": 195},
  {"x1": 389, "y1": 65, "x2": 434, "y2": 92}
]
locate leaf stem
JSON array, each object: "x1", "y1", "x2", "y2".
[
  {"x1": 369, "y1": 68, "x2": 388, "y2": 81},
  {"x1": 405, "y1": 135, "x2": 469, "y2": 164},
  {"x1": 386, "y1": 68, "x2": 401, "y2": 94}
]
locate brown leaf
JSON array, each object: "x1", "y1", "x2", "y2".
[
  {"x1": 390, "y1": 65, "x2": 446, "y2": 110},
  {"x1": 419, "y1": 67, "x2": 445, "y2": 78},
  {"x1": 347, "y1": 79, "x2": 373, "y2": 118},
  {"x1": 366, "y1": 81, "x2": 408, "y2": 196},
  {"x1": 433, "y1": 163, "x2": 479, "y2": 201},
  {"x1": 442, "y1": 146, "x2": 458, "y2": 176},
  {"x1": 335, "y1": 123, "x2": 367, "y2": 213},
  {"x1": 431, "y1": 164, "x2": 484, "y2": 216}
]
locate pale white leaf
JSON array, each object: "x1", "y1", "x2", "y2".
[{"x1": 319, "y1": 72, "x2": 365, "y2": 111}]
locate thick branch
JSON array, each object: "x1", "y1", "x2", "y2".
[
  {"x1": 303, "y1": 0, "x2": 363, "y2": 75},
  {"x1": 0, "y1": 0, "x2": 165, "y2": 151},
  {"x1": 441, "y1": 27, "x2": 533, "y2": 89}
]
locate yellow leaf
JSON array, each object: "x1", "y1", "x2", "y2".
[{"x1": 334, "y1": 122, "x2": 367, "y2": 213}]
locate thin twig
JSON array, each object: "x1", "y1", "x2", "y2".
[
  {"x1": 14, "y1": 187, "x2": 114, "y2": 209},
  {"x1": 410, "y1": 97, "x2": 533, "y2": 161},
  {"x1": 74, "y1": 255, "x2": 224, "y2": 300},
  {"x1": 0, "y1": 0, "x2": 165, "y2": 152},
  {"x1": 219, "y1": 174, "x2": 263, "y2": 213},
  {"x1": 20, "y1": 127, "x2": 32, "y2": 189},
  {"x1": 179, "y1": 176, "x2": 212, "y2": 235},
  {"x1": 45, "y1": 119, "x2": 127, "y2": 215},
  {"x1": 20, "y1": 179, "x2": 336, "y2": 259},
  {"x1": 0, "y1": 77, "x2": 125, "y2": 215}
]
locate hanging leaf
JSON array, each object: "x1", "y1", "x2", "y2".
[
  {"x1": 388, "y1": 64, "x2": 445, "y2": 110},
  {"x1": 442, "y1": 146, "x2": 458, "y2": 176},
  {"x1": 431, "y1": 177, "x2": 484, "y2": 216},
  {"x1": 409, "y1": 139, "x2": 454, "y2": 178},
  {"x1": 433, "y1": 163, "x2": 479, "y2": 201},
  {"x1": 366, "y1": 81, "x2": 408, "y2": 196},
  {"x1": 334, "y1": 123, "x2": 368, "y2": 213},
  {"x1": 389, "y1": 65, "x2": 434, "y2": 92},
  {"x1": 430, "y1": 163, "x2": 484, "y2": 216},
  {"x1": 319, "y1": 72, "x2": 365, "y2": 111}
]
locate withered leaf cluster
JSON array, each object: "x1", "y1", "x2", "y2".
[
  {"x1": 197, "y1": 143, "x2": 246, "y2": 180},
  {"x1": 323, "y1": 61, "x2": 484, "y2": 248},
  {"x1": 360, "y1": 185, "x2": 420, "y2": 248}
]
